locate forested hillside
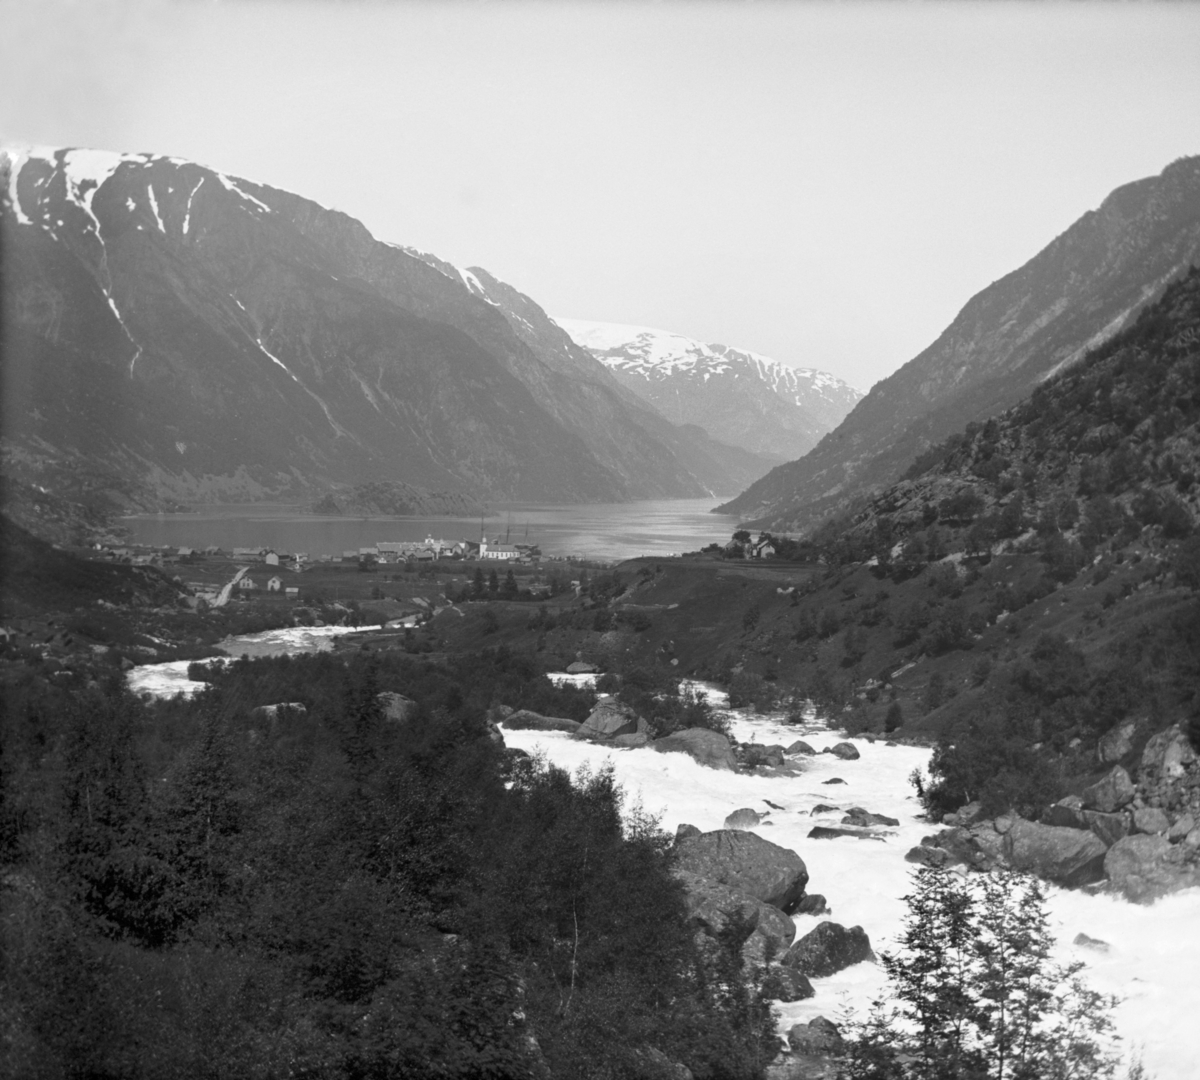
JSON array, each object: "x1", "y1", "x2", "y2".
[{"x1": 1, "y1": 651, "x2": 776, "y2": 1079}]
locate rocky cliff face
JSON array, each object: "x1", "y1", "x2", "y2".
[
  {"x1": 718, "y1": 155, "x2": 1200, "y2": 531},
  {"x1": 0, "y1": 146, "x2": 775, "y2": 526},
  {"x1": 558, "y1": 319, "x2": 862, "y2": 461}
]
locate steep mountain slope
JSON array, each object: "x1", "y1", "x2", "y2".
[
  {"x1": 0, "y1": 147, "x2": 774, "y2": 529},
  {"x1": 557, "y1": 319, "x2": 862, "y2": 461},
  {"x1": 718, "y1": 155, "x2": 1200, "y2": 531}
]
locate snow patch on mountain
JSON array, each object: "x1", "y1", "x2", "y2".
[{"x1": 556, "y1": 318, "x2": 860, "y2": 407}]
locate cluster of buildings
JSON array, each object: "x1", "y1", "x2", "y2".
[{"x1": 347, "y1": 536, "x2": 539, "y2": 564}]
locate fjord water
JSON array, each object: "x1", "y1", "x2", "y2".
[{"x1": 123, "y1": 498, "x2": 741, "y2": 561}]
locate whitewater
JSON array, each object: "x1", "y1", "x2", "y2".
[
  {"x1": 128, "y1": 642, "x2": 1199, "y2": 1078},
  {"x1": 506, "y1": 685, "x2": 1199, "y2": 1080}
]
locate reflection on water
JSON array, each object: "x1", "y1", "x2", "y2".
[{"x1": 123, "y1": 499, "x2": 741, "y2": 562}]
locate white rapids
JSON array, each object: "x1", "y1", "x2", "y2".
[{"x1": 505, "y1": 688, "x2": 1200, "y2": 1079}]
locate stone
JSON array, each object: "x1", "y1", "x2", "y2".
[
  {"x1": 783, "y1": 921, "x2": 875, "y2": 978},
  {"x1": 675, "y1": 823, "x2": 701, "y2": 843},
  {"x1": 842, "y1": 807, "x2": 900, "y2": 828},
  {"x1": 943, "y1": 801, "x2": 985, "y2": 827},
  {"x1": 810, "y1": 804, "x2": 841, "y2": 815},
  {"x1": 787, "y1": 1016, "x2": 844, "y2": 1055},
  {"x1": 807, "y1": 826, "x2": 881, "y2": 840},
  {"x1": 828, "y1": 742, "x2": 861, "y2": 760},
  {"x1": 794, "y1": 893, "x2": 829, "y2": 916},
  {"x1": 1082, "y1": 810, "x2": 1130, "y2": 848},
  {"x1": 1140, "y1": 725, "x2": 1197, "y2": 782},
  {"x1": 376, "y1": 692, "x2": 415, "y2": 721},
  {"x1": 725, "y1": 808, "x2": 763, "y2": 830},
  {"x1": 674, "y1": 830, "x2": 809, "y2": 912},
  {"x1": 740, "y1": 743, "x2": 786, "y2": 768},
  {"x1": 1073, "y1": 933, "x2": 1110, "y2": 952},
  {"x1": 1098, "y1": 719, "x2": 1138, "y2": 764},
  {"x1": 578, "y1": 701, "x2": 642, "y2": 739},
  {"x1": 1080, "y1": 766, "x2": 1136, "y2": 813},
  {"x1": 674, "y1": 871, "x2": 796, "y2": 962},
  {"x1": 1168, "y1": 813, "x2": 1196, "y2": 843},
  {"x1": 652, "y1": 728, "x2": 739, "y2": 770},
  {"x1": 761, "y1": 966, "x2": 815, "y2": 1003},
  {"x1": 1105, "y1": 834, "x2": 1200, "y2": 903},
  {"x1": 503, "y1": 709, "x2": 581, "y2": 733},
  {"x1": 1132, "y1": 806, "x2": 1170, "y2": 835},
  {"x1": 611, "y1": 732, "x2": 650, "y2": 748},
  {"x1": 565, "y1": 660, "x2": 599, "y2": 674},
  {"x1": 1002, "y1": 818, "x2": 1108, "y2": 887},
  {"x1": 1042, "y1": 797, "x2": 1087, "y2": 830},
  {"x1": 786, "y1": 740, "x2": 817, "y2": 756},
  {"x1": 905, "y1": 845, "x2": 950, "y2": 868},
  {"x1": 628, "y1": 1048, "x2": 692, "y2": 1080},
  {"x1": 821, "y1": 778, "x2": 846, "y2": 785}
]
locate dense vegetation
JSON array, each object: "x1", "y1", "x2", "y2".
[
  {"x1": 1, "y1": 649, "x2": 777, "y2": 1079},
  {"x1": 837, "y1": 870, "x2": 1136, "y2": 1080}
]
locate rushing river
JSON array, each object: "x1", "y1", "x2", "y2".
[
  {"x1": 129, "y1": 646, "x2": 1199, "y2": 1078},
  {"x1": 122, "y1": 498, "x2": 741, "y2": 562}
]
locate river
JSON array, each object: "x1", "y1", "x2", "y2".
[
  {"x1": 127, "y1": 638, "x2": 1198, "y2": 1079},
  {"x1": 122, "y1": 498, "x2": 742, "y2": 562}
]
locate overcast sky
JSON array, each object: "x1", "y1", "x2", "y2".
[{"x1": 3, "y1": 0, "x2": 1199, "y2": 392}]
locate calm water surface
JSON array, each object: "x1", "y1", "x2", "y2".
[{"x1": 123, "y1": 499, "x2": 741, "y2": 562}]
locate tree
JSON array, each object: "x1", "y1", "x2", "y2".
[
  {"x1": 487, "y1": 569, "x2": 499, "y2": 597},
  {"x1": 471, "y1": 567, "x2": 485, "y2": 598},
  {"x1": 838, "y1": 869, "x2": 1131, "y2": 1080},
  {"x1": 501, "y1": 568, "x2": 519, "y2": 600}
]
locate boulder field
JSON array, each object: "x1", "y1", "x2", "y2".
[
  {"x1": 909, "y1": 724, "x2": 1200, "y2": 901},
  {"x1": 670, "y1": 828, "x2": 876, "y2": 1005}
]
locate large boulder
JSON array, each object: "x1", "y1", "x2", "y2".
[
  {"x1": 375, "y1": 693, "x2": 414, "y2": 722},
  {"x1": 674, "y1": 871, "x2": 795, "y2": 950},
  {"x1": 787, "y1": 1017, "x2": 844, "y2": 1056},
  {"x1": 652, "y1": 728, "x2": 739, "y2": 771},
  {"x1": 842, "y1": 807, "x2": 900, "y2": 828},
  {"x1": 761, "y1": 966, "x2": 815, "y2": 1003},
  {"x1": 782, "y1": 921, "x2": 875, "y2": 978},
  {"x1": 825, "y1": 742, "x2": 861, "y2": 760},
  {"x1": 1140, "y1": 725, "x2": 1197, "y2": 783},
  {"x1": 1080, "y1": 766, "x2": 1136, "y2": 813},
  {"x1": 739, "y1": 743, "x2": 786, "y2": 768},
  {"x1": 504, "y1": 709, "x2": 581, "y2": 733},
  {"x1": 1082, "y1": 810, "x2": 1131, "y2": 848},
  {"x1": 786, "y1": 740, "x2": 817, "y2": 756},
  {"x1": 1105, "y1": 834, "x2": 1200, "y2": 903},
  {"x1": 1132, "y1": 807, "x2": 1171, "y2": 835},
  {"x1": 724, "y1": 808, "x2": 763, "y2": 830},
  {"x1": 565, "y1": 660, "x2": 599, "y2": 674},
  {"x1": 674, "y1": 830, "x2": 809, "y2": 912},
  {"x1": 1042, "y1": 796, "x2": 1087, "y2": 830},
  {"x1": 579, "y1": 700, "x2": 643, "y2": 739},
  {"x1": 1097, "y1": 719, "x2": 1139, "y2": 764},
  {"x1": 1002, "y1": 818, "x2": 1108, "y2": 887}
]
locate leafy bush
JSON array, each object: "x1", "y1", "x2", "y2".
[{"x1": 837, "y1": 869, "x2": 1133, "y2": 1080}]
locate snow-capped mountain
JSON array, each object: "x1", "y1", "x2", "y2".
[
  {"x1": 0, "y1": 145, "x2": 778, "y2": 527},
  {"x1": 556, "y1": 320, "x2": 862, "y2": 461}
]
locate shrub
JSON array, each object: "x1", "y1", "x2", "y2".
[{"x1": 837, "y1": 869, "x2": 1132, "y2": 1080}]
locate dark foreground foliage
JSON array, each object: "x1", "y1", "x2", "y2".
[
  {"x1": 1, "y1": 651, "x2": 777, "y2": 1079},
  {"x1": 837, "y1": 869, "x2": 1139, "y2": 1080}
]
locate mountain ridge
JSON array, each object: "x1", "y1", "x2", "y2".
[
  {"x1": 717, "y1": 155, "x2": 1200, "y2": 531},
  {"x1": 558, "y1": 318, "x2": 862, "y2": 461},
  {"x1": 0, "y1": 145, "x2": 777, "y2": 542}
]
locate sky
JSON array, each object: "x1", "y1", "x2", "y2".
[{"x1": 3, "y1": 0, "x2": 1199, "y2": 393}]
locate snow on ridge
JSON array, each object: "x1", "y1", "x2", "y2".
[
  {"x1": 215, "y1": 171, "x2": 271, "y2": 214},
  {"x1": 146, "y1": 183, "x2": 165, "y2": 233},
  {"x1": 557, "y1": 317, "x2": 861, "y2": 401},
  {"x1": 182, "y1": 178, "x2": 204, "y2": 235}
]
